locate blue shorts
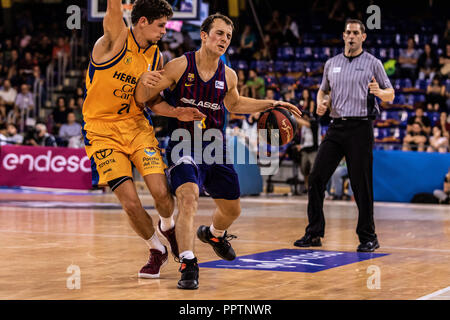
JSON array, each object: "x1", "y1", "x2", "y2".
[{"x1": 166, "y1": 156, "x2": 241, "y2": 200}]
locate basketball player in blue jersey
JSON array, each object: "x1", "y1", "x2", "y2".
[
  {"x1": 84, "y1": 0, "x2": 205, "y2": 280},
  {"x1": 135, "y1": 13, "x2": 301, "y2": 289}
]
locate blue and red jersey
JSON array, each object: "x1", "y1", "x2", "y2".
[{"x1": 163, "y1": 51, "x2": 228, "y2": 151}]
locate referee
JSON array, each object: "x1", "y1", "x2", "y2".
[{"x1": 294, "y1": 19, "x2": 395, "y2": 252}]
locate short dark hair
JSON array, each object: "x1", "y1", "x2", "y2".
[
  {"x1": 200, "y1": 13, "x2": 234, "y2": 34},
  {"x1": 131, "y1": 0, "x2": 173, "y2": 26},
  {"x1": 344, "y1": 18, "x2": 365, "y2": 34}
]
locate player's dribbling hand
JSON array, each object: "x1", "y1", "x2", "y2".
[
  {"x1": 274, "y1": 101, "x2": 302, "y2": 120},
  {"x1": 140, "y1": 70, "x2": 164, "y2": 88},
  {"x1": 176, "y1": 107, "x2": 207, "y2": 122}
]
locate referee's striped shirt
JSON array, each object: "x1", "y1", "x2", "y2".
[{"x1": 319, "y1": 51, "x2": 393, "y2": 118}]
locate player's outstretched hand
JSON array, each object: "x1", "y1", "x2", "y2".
[
  {"x1": 140, "y1": 70, "x2": 164, "y2": 88},
  {"x1": 274, "y1": 101, "x2": 302, "y2": 120},
  {"x1": 176, "y1": 107, "x2": 207, "y2": 122}
]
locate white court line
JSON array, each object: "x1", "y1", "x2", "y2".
[
  {"x1": 417, "y1": 286, "x2": 450, "y2": 300},
  {"x1": 1, "y1": 229, "x2": 450, "y2": 253}
]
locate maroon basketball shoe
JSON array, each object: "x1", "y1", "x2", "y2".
[
  {"x1": 157, "y1": 220, "x2": 179, "y2": 259},
  {"x1": 138, "y1": 246, "x2": 168, "y2": 279}
]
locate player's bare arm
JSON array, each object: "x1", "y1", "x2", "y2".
[
  {"x1": 223, "y1": 67, "x2": 302, "y2": 119},
  {"x1": 92, "y1": 0, "x2": 128, "y2": 64},
  {"x1": 135, "y1": 55, "x2": 187, "y2": 105},
  {"x1": 144, "y1": 94, "x2": 206, "y2": 122},
  {"x1": 136, "y1": 55, "x2": 205, "y2": 121}
]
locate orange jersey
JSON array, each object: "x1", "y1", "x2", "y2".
[{"x1": 82, "y1": 27, "x2": 161, "y2": 122}]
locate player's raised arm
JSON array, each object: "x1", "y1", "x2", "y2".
[
  {"x1": 92, "y1": 0, "x2": 128, "y2": 63},
  {"x1": 135, "y1": 55, "x2": 187, "y2": 105},
  {"x1": 224, "y1": 67, "x2": 302, "y2": 119}
]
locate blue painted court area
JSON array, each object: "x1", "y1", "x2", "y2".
[{"x1": 199, "y1": 249, "x2": 389, "y2": 273}]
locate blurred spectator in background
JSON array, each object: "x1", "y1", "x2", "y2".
[
  {"x1": 161, "y1": 42, "x2": 174, "y2": 64},
  {"x1": 282, "y1": 85, "x2": 299, "y2": 106},
  {"x1": 299, "y1": 88, "x2": 315, "y2": 113},
  {"x1": 58, "y1": 112, "x2": 82, "y2": 148},
  {"x1": 52, "y1": 36, "x2": 70, "y2": 61},
  {"x1": 296, "y1": 110, "x2": 321, "y2": 190},
  {"x1": 417, "y1": 43, "x2": 439, "y2": 80},
  {"x1": 438, "y1": 111, "x2": 450, "y2": 138},
  {"x1": 264, "y1": 10, "x2": 283, "y2": 42},
  {"x1": 237, "y1": 69, "x2": 248, "y2": 96},
  {"x1": 426, "y1": 75, "x2": 447, "y2": 112},
  {"x1": 35, "y1": 35, "x2": 53, "y2": 71},
  {"x1": 265, "y1": 88, "x2": 277, "y2": 101},
  {"x1": 397, "y1": 37, "x2": 420, "y2": 81},
  {"x1": 74, "y1": 87, "x2": 84, "y2": 100},
  {"x1": 6, "y1": 106, "x2": 21, "y2": 128},
  {"x1": 51, "y1": 96, "x2": 69, "y2": 134},
  {"x1": 329, "y1": 158, "x2": 353, "y2": 201},
  {"x1": 427, "y1": 125, "x2": 449, "y2": 153},
  {"x1": 282, "y1": 14, "x2": 301, "y2": 46},
  {"x1": 253, "y1": 34, "x2": 274, "y2": 60},
  {"x1": 2, "y1": 39, "x2": 14, "y2": 65},
  {"x1": 239, "y1": 25, "x2": 257, "y2": 63},
  {"x1": 0, "y1": 122, "x2": 9, "y2": 146},
  {"x1": 0, "y1": 99, "x2": 6, "y2": 123},
  {"x1": 402, "y1": 122, "x2": 428, "y2": 152},
  {"x1": 439, "y1": 43, "x2": 450, "y2": 77},
  {"x1": 15, "y1": 84, "x2": 35, "y2": 127},
  {"x1": 433, "y1": 167, "x2": 450, "y2": 204},
  {"x1": 245, "y1": 69, "x2": 265, "y2": 99},
  {"x1": 6, "y1": 123, "x2": 23, "y2": 145},
  {"x1": 407, "y1": 106, "x2": 431, "y2": 135},
  {"x1": 19, "y1": 51, "x2": 37, "y2": 79},
  {"x1": 0, "y1": 79, "x2": 17, "y2": 111},
  {"x1": 23, "y1": 122, "x2": 57, "y2": 147},
  {"x1": 74, "y1": 97, "x2": 84, "y2": 122},
  {"x1": 442, "y1": 19, "x2": 450, "y2": 45}
]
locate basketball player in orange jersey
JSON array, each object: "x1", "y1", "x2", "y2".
[
  {"x1": 82, "y1": 0, "x2": 205, "y2": 279},
  {"x1": 135, "y1": 13, "x2": 302, "y2": 289}
]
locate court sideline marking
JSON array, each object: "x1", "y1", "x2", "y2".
[{"x1": 417, "y1": 286, "x2": 450, "y2": 300}]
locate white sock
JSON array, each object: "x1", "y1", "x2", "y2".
[
  {"x1": 210, "y1": 224, "x2": 225, "y2": 238},
  {"x1": 179, "y1": 250, "x2": 195, "y2": 260},
  {"x1": 145, "y1": 232, "x2": 166, "y2": 253},
  {"x1": 159, "y1": 216, "x2": 175, "y2": 232}
]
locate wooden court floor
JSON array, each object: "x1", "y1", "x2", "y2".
[{"x1": 0, "y1": 190, "x2": 449, "y2": 300}]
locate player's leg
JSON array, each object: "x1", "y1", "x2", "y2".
[
  {"x1": 168, "y1": 161, "x2": 201, "y2": 290},
  {"x1": 142, "y1": 172, "x2": 178, "y2": 258},
  {"x1": 130, "y1": 123, "x2": 178, "y2": 258},
  {"x1": 197, "y1": 164, "x2": 240, "y2": 261},
  {"x1": 89, "y1": 147, "x2": 168, "y2": 278},
  {"x1": 113, "y1": 178, "x2": 156, "y2": 239}
]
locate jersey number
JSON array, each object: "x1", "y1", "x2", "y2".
[{"x1": 118, "y1": 103, "x2": 130, "y2": 114}]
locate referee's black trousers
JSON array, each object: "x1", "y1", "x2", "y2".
[{"x1": 305, "y1": 119, "x2": 377, "y2": 243}]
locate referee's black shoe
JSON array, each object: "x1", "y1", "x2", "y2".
[
  {"x1": 177, "y1": 257, "x2": 199, "y2": 290},
  {"x1": 293, "y1": 234, "x2": 322, "y2": 247},
  {"x1": 357, "y1": 239, "x2": 380, "y2": 252},
  {"x1": 197, "y1": 225, "x2": 237, "y2": 261}
]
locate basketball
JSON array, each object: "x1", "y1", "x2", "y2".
[{"x1": 257, "y1": 106, "x2": 298, "y2": 146}]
